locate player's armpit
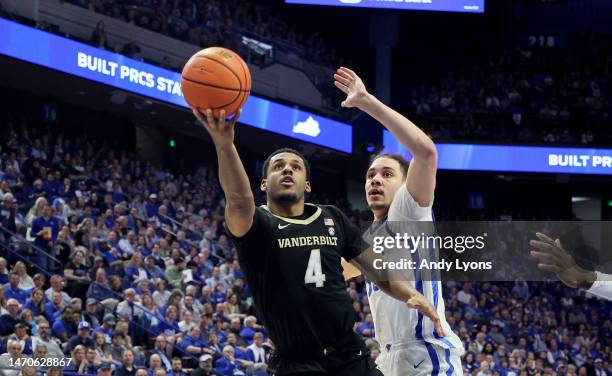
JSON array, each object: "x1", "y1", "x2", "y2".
[
  {"x1": 341, "y1": 258, "x2": 362, "y2": 280},
  {"x1": 225, "y1": 201, "x2": 255, "y2": 238}
]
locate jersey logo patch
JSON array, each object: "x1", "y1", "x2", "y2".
[
  {"x1": 413, "y1": 360, "x2": 425, "y2": 369},
  {"x1": 328, "y1": 227, "x2": 335, "y2": 236},
  {"x1": 324, "y1": 218, "x2": 334, "y2": 226},
  {"x1": 278, "y1": 223, "x2": 290, "y2": 229}
]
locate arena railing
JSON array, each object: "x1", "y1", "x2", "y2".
[
  {"x1": 0, "y1": 228, "x2": 204, "y2": 367},
  {"x1": 111, "y1": 205, "x2": 222, "y2": 263},
  {"x1": 0, "y1": 226, "x2": 63, "y2": 277},
  {"x1": 87, "y1": 281, "x2": 202, "y2": 364}
]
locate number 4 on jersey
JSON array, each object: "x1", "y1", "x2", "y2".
[{"x1": 304, "y1": 249, "x2": 326, "y2": 287}]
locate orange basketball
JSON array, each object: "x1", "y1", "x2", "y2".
[{"x1": 181, "y1": 47, "x2": 251, "y2": 119}]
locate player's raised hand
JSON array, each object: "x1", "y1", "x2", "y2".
[
  {"x1": 406, "y1": 295, "x2": 446, "y2": 337},
  {"x1": 530, "y1": 232, "x2": 595, "y2": 289},
  {"x1": 334, "y1": 67, "x2": 370, "y2": 109},
  {"x1": 193, "y1": 108, "x2": 242, "y2": 148}
]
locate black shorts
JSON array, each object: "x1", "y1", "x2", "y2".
[{"x1": 268, "y1": 332, "x2": 383, "y2": 376}]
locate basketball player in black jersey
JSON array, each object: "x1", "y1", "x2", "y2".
[{"x1": 192, "y1": 108, "x2": 444, "y2": 376}]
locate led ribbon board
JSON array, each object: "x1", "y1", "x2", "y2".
[
  {"x1": 383, "y1": 130, "x2": 612, "y2": 175},
  {"x1": 0, "y1": 18, "x2": 352, "y2": 153},
  {"x1": 285, "y1": 0, "x2": 484, "y2": 13}
]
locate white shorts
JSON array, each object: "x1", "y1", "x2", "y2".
[{"x1": 375, "y1": 341, "x2": 463, "y2": 376}]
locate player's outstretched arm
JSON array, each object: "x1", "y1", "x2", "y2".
[
  {"x1": 341, "y1": 258, "x2": 361, "y2": 280},
  {"x1": 193, "y1": 108, "x2": 255, "y2": 237},
  {"x1": 334, "y1": 67, "x2": 437, "y2": 206},
  {"x1": 530, "y1": 232, "x2": 597, "y2": 289},
  {"x1": 350, "y1": 254, "x2": 445, "y2": 337}
]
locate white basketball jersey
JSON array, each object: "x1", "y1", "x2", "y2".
[{"x1": 365, "y1": 185, "x2": 464, "y2": 352}]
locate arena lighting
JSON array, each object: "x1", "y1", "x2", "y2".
[
  {"x1": 383, "y1": 130, "x2": 612, "y2": 175},
  {"x1": 0, "y1": 18, "x2": 352, "y2": 153}
]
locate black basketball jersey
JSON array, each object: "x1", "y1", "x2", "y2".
[{"x1": 228, "y1": 203, "x2": 365, "y2": 358}]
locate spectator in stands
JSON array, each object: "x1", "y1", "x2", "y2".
[
  {"x1": 97, "y1": 363, "x2": 112, "y2": 376},
  {"x1": 20, "y1": 308, "x2": 38, "y2": 336},
  {"x1": 83, "y1": 298, "x2": 101, "y2": 328},
  {"x1": 153, "y1": 279, "x2": 171, "y2": 308},
  {"x1": 64, "y1": 248, "x2": 92, "y2": 299},
  {"x1": 356, "y1": 313, "x2": 375, "y2": 339},
  {"x1": 178, "y1": 309, "x2": 195, "y2": 333},
  {"x1": 8, "y1": 322, "x2": 33, "y2": 355},
  {"x1": 121, "y1": 39, "x2": 142, "y2": 59},
  {"x1": 31, "y1": 203, "x2": 62, "y2": 270},
  {"x1": 125, "y1": 251, "x2": 147, "y2": 284},
  {"x1": 246, "y1": 332, "x2": 267, "y2": 372},
  {"x1": 179, "y1": 326, "x2": 206, "y2": 356},
  {"x1": 214, "y1": 345, "x2": 246, "y2": 376},
  {"x1": 116, "y1": 348, "x2": 137, "y2": 376},
  {"x1": 87, "y1": 267, "x2": 118, "y2": 305},
  {"x1": 116, "y1": 288, "x2": 145, "y2": 321},
  {"x1": 24, "y1": 288, "x2": 45, "y2": 318},
  {"x1": 0, "y1": 193, "x2": 17, "y2": 244},
  {"x1": 147, "y1": 353, "x2": 165, "y2": 375},
  {"x1": 0, "y1": 339, "x2": 26, "y2": 376},
  {"x1": 4, "y1": 272, "x2": 28, "y2": 304},
  {"x1": 92, "y1": 331, "x2": 113, "y2": 364},
  {"x1": 203, "y1": 332, "x2": 222, "y2": 358},
  {"x1": 13, "y1": 261, "x2": 34, "y2": 291},
  {"x1": 31, "y1": 273, "x2": 46, "y2": 292},
  {"x1": 45, "y1": 275, "x2": 71, "y2": 306},
  {"x1": 239, "y1": 316, "x2": 264, "y2": 345},
  {"x1": 51, "y1": 306, "x2": 76, "y2": 343},
  {"x1": 145, "y1": 256, "x2": 166, "y2": 280},
  {"x1": 91, "y1": 20, "x2": 110, "y2": 50},
  {"x1": 205, "y1": 267, "x2": 227, "y2": 291},
  {"x1": 147, "y1": 335, "x2": 173, "y2": 371},
  {"x1": 0, "y1": 258, "x2": 8, "y2": 284},
  {"x1": 32, "y1": 343, "x2": 48, "y2": 365},
  {"x1": 92, "y1": 313, "x2": 115, "y2": 342},
  {"x1": 64, "y1": 321, "x2": 94, "y2": 354},
  {"x1": 25, "y1": 197, "x2": 47, "y2": 239},
  {"x1": 0, "y1": 298, "x2": 22, "y2": 335},
  {"x1": 181, "y1": 291, "x2": 202, "y2": 319},
  {"x1": 192, "y1": 354, "x2": 216, "y2": 376},
  {"x1": 83, "y1": 346, "x2": 102, "y2": 373},
  {"x1": 65, "y1": 344, "x2": 87, "y2": 374},
  {"x1": 44, "y1": 291, "x2": 64, "y2": 322},
  {"x1": 169, "y1": 357, "x2": 187, "y2": 376},
  {"x1": 32, "y1": 320, "x2": 63, "y2": 358}
]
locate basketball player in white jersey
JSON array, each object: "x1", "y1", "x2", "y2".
[{"x1": 334, "y1": 67, "x2": 465, "y2": 375}]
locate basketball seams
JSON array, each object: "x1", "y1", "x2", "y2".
[
  {"x1": 182, "y1": 56, "x2": 243, "y2": 91},
  {"x1": 180, "y1": 79, "x2": 243, "y2": 110},
  {"x1": 194, "y1": 54, "x2": 243, "y2": 91},
  {"x1": 181, "y1": 76, "x2": 248, "y2": 92}
]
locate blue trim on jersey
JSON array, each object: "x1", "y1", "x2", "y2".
[
  {"x1": 429, "y1": 209, "x2": 446, "y2": 342},
  {"x1": 424, "y1": 341, "x2": 441, "y2": 376},
  {"x1": 384, "y1": 219, "x2": 427, "y2": 341},
  {"x1": 444, "y1": 349, "x2": 455, "y2": 376},
  {"x1": 439, "y1": 337, "x2": 456, "y2": 349}
]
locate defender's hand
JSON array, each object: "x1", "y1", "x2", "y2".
[
  {"x1": 193, "y1": 108, "x2": 242, "y2": 148},
  {"x1": 334, "y1": 67, "x2": 370, "y2": 109},
  {"x1": 406, "y1": 294, "x2": 446, "y2": 337},
  {"x1": 530, "y1": 232, "x2": 596, "y2": 289}
]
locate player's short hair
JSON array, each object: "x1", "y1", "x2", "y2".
[
  {"x1": 262, "y1": 148, "x2": 310, "y2": 180},
  {"x1": 369, "y1": 153, "x2": 410, "y2": 178}
]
